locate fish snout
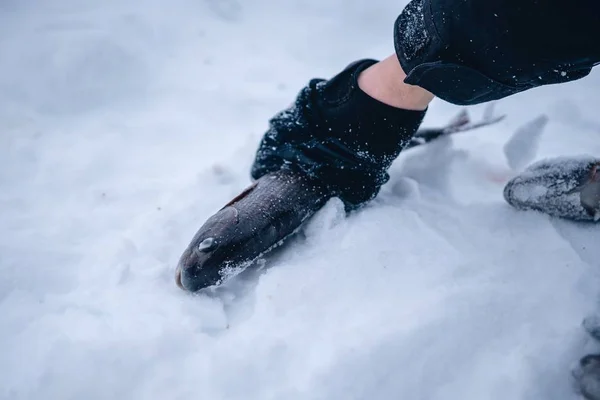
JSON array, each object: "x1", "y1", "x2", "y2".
[
  {"x1": 176, "y1": 240, "x2": 225, "y2": 292},
  {"x1": 175, "y1": 206, "x2": 240, "y2": 292}
]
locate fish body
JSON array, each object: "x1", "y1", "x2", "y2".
[
  {"x1": 503, "y1": 156, "x2": 600, "y2": 221},
  {"x1": 176, "y1": 107, "x2": 506, "y2": 292},
  {"x1": 176, "y1": 168, "x2": 329, "y2": 292}
]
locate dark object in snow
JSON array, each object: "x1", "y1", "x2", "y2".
[
  {"x1": 503, "y1": 157, "x2": 600, "y2": 221},
  {"x1": 175, "y1": 109, "x2": 502, "y2": 292},
  {"x1": 572, "y1": 316, "x2": 600, "y2": 400},
  {"x1": 176, "y1": 167, "x2": 329, "y2": 292},
  {"x1": 405, "y1": 104, "x2": 505, "y2": 149}
]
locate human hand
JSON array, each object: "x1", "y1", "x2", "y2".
[{"x1": 250, "y1": 59, "x2": 427, "y2": 209}]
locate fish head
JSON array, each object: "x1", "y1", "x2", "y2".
[{"x1": 176, "y1": 206, "x2": 240, "y2": 292}]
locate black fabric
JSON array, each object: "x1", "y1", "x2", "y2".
[
  {"x1": 395, "y1": 0, "x2": 600, "y2": 105},
  {"x1": 251, "y1": 59, "x2": 426, "y2": 208}
]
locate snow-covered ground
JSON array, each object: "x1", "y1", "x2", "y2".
[{"x1": 2, "y1": 1, "x2": 600, "y2": 399}]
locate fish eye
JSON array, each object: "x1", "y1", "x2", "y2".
[{"x1": 198, "y1": 237, "x2": 217, "y2": 252}]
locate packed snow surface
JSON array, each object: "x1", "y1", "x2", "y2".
[{"x1": 2, "y1": 1, "x2": 600, "y2": 399}]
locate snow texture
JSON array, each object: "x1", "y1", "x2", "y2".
[{"x1": 2, "y1": 1, "x2": 600, "y2": 400}]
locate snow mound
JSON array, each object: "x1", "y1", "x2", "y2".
[{"x1": 2, "y1": 1, "x2": 600, "y2": 400}]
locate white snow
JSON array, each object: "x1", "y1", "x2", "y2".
[
  {"x1": 503, "y1": 114, "x2": 548, "y2": 171},
  {"x1": 2, "y1": 1, "x2": 600, "y2": 399}
]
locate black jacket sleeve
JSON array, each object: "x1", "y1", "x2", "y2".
[{"x1": 395, "y1": 0, "x2": 600, "y2": 105}]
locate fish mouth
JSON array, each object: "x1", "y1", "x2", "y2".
[
  {"x1": 177, "y1": 264, "x2": 209, "y2": 292},
  {"x1": 176, "y1": 247, "x2": 226, "y2": 292},
  {"x1": 175, "y1": 267, "x2": 184, "y2": 290}
]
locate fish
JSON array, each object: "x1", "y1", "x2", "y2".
[
  {"x1": 503, "y1": 156, "x2": 600, "y2": 221},
  {"x1": 175, "y1": 107, "x2": 506, "y2": 292},
  {"x1": 176, "y1": 167, "x2": 329, "y2": 292}
]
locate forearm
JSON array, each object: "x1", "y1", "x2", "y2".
[{"x1": 357, "y1": 54, "x2": 433, "y2": 111}]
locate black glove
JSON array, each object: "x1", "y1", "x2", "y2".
[{"x1": 251, "y1": 59, "x2": 427, "y2": 209}]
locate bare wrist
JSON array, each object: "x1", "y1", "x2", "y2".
[{"x1": 357, "y1": 54, "x2": 434, "y2": 111}]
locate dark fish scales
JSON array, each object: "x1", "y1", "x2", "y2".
[{"x1": 176, "y1": 168, "x2": 329, "y2": 292}]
